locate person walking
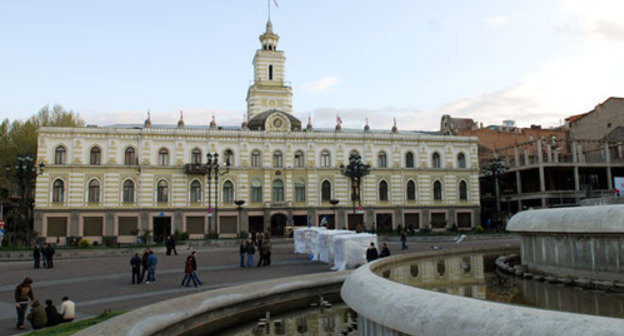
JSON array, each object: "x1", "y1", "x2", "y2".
[
  {"x1": 145, "y1": 251, "x2": 158, "y2": 284},
  {"x1": 44, "y1": 299, "x2": 61, "y2": 327},
  {"x1": 14, "y1": 277, "x2": 35, "y2": 330},
  {"x1": 165, "y1": 236, "x2": 172, "y2": 255},
  {"x1": 246, "y1": 239, "x2": 255, "y2": 268},
  {"x1": 239, "y1": 240, "x2": 247, "y2": 267},
  {"x1": 400, "y1": 230, "x2": 408, "y2": 250},
  {"x1": 183, "y1": 251, "x2": 203, "y2": 287},
  {"x1": 26, "y1": 300, "x2": 47, "y2": 330},
  {"x1": 33, "y1": 245, "x2": 41, "y2": 269},
  {"x1": 139, "y1": 248, "x2": 150, "y2": 283},
  {"x1": 366, "y1": 242, "x2": 379, "y2": 263},
  {"x1": 130, "y1": 253, "x2": 141, "y2": 284},
  {"x1": 59, "y1": 296, "x2": 75, "y2": 323},
  {"x1": 170, "y1": 236, "x2": 178, "y2": 255},
  {"x1": 180, "y1": 255, "x2": 198, "y2": 287},
  {"x1": 379, "y1": 243, "x2": 391, "y2": 258}
]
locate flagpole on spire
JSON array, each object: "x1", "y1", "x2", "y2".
[{"x1": 267, "y1": 0, "x2": 270, "y2": 21}]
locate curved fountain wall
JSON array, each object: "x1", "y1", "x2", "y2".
[
  {"x1": 341, "y1": 245, "x2": 624, "y2": 336},
  {"x1": 507, "y1": 204, "x2": 624, "y2": 283}
]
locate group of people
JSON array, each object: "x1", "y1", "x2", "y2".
[
  {"x1": 239, "y1": 232, "x2": 272, "y2": 268},
  {"x1": 32, "y1": 244, "x2": 56, "y2": 269},
  {"x1": 366, "y1": 242, "x2": 391, "y2": 262},
  {"x1": 130, "y1": 248, "x2": 158, "y2": 284},
  {"x1": 14, "y1": 277, "x2": 75, "y2": 330}
]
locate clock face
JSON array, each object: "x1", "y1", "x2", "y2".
[{"x1": 273, "y1": 118, "x2": 283, "y2": 128}]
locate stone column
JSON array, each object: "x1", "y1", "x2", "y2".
[
  {"x1": 174, "y1": 210, "x2": 183, "y2": 234},
  {"x1": 241, "y1": 209, "x2": 248, "y2": 233},
  {"x1": 447, "y1": 208, "x2": 456, "y2": 229},
  {"x1": 70, "y1": 211, "x2": 80, "y2": 237},
  {"x1": 104, "y1": 210, "x2": 115, "y2": 236},
  {"x1": 263, "y1": 208, "x2": 270, "y2": 232},
  {"x1": 422, "y1": 208, "x2": 430, "y2": 230},
  {"x1": 395, "y1": 207, "x2": 404, "y2": 230}
]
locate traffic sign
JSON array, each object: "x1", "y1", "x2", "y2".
[
  {"x1": 207, "y1": 207, "x2": 213, "y2": 213},
  {"x1": 0, "y1": 219, "x2": 4, "y2": 228}
]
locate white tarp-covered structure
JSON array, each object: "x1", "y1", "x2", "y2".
[
  {"x1": 293, "y1": 227, "x2": 326, "y2": 254},
  {"x1": 313, "y1": 229, "x2": 354, "y2": 262},
  {"x1": 331, "y1": 233, "x2": 378, "y2": 271}
]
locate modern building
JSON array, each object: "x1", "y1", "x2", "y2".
[{"x1": 33, "y1": 21, "x2": 480, "y2": 243}]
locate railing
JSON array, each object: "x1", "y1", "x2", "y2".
[{"x1": 184, "y1": 163, "x2": 207, "y2": 175}]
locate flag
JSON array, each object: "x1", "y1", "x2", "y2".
[
  {"x1": 273, "y1": 0, "x2": 279, "y2": 7},
  {"x1": 337, "y1": 115, "x2": 342, "y2": 124}
]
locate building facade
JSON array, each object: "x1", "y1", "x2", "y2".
[{"x1": 33, "y1": 21, "x2": 480, "y2": 243}]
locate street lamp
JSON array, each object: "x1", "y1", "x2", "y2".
[
  {"x1": 483, "y1": 157, "x2": 508, "y2": 224},
  {"x1": 329, "y1": 199, "x2": 339, "y2": 229},
  {"x1": 4, "y1": 154, "x2": 44, "y2": 245},
  {"x1": 205, "y1": 152, "x2": 230, "y2": 235},
  {"x1": 340, "y1": 153, "x2": 371, "y2": 230},
  {"x1": 234, "y1": 199, "x2": 245, "y2": 235}
]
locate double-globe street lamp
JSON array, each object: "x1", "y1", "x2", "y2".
[
  {"x1": 340, "y1": 153, "x2": 371, "y2": 230},
  {"x1": 4, "y1": 154, "x2": 45, "y2": 245},
  {"x1": 205, "y1": 153, "x2": 230, "y2": 234}
]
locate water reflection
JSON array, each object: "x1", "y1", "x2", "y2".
[
  {"x1": 379, "y1": 252, "x2": 624, "y2": 319},
  {"x1": 217, "y1": 304, "x2": 357, "y2": 336}
]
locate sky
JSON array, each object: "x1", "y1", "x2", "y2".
[{"x1": 1, "y1": 0, "x2": 623, "y2": 131}]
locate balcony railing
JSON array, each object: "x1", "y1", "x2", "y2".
[{"x1": 184, "y1": 163, "x2": 207, "y2": 175}]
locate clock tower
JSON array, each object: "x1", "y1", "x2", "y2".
[{"x1": 246, "y1": 20, "x2": 293, "y2": 120}]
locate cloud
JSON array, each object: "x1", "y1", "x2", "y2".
[
  {"x1": 302, "y1": 76, "x2": 339, "y2": 94},
  {"x1": 558, "y1": 0, "x2": 624, "y2": 41},
  {"x1": 485, "y1": 17, "x2": 508, "y2": 27}
]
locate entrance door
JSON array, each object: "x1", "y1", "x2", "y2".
[
  {"x1": 248, "y1": 216, "x2": 264, "y2": 235},
  {"x1": 347, "y1": 214, "x2": 363, "y2": 231},
  {"x1": 270, "y1": 213, "x2": 287, "y2": 237},
  {"x1": 153, "y1": 217, "x2": 171, "y2": 243},
  {"x1": 376, "y1": 214, "x2": 393, "y2": 233}
]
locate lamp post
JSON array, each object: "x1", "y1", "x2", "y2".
[
  {"x1": 234, "y1": 199, "x2": 245, "y2": 234},
  {"x1": 340, "y1": 153, "x2": 370, "y2": 230},
  {"x1": 483, "y1": 157, "x2": 508, "y2": 224},
  {"x1": 4, "y1": 154, "x2": 44, "y2": 245},
  {"x1": 205, "y1": 152, "x2": 230, "y2": 235},
  {"x1": 329, "y1": 199, "x2": 339, "y2": 229}
]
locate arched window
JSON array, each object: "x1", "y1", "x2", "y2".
[
  {"x1": 379, "y1": 180, "x2": 389, "y2": 201},
  {"x1": 268, "y1": 64, "x2": 273, "y2": 80},
  {"x1": 433, "y1": 180, "x2": 442, "y2": 200},
  {"x1": 54, "y1": 146, "x2": 66, "y2": 165},
  {"x1": 52, "y1": 179, "x2": 64, "y2": 203},
  {"x1": 251, "y1": 150, "x2": 262, "y2": 167},
  {"x1": 190, "y1": 180, "x2": 202, "y2": 203},
  {"x1": 157, "y1": 180, "x2": 169, "y2": 203},
  {"x1": 191, "y1": 148, "x2": 202, "y2": 164},
  {"x1": 378, "y1": 152, "x2": 387, "y2": 168},
  {"x1": 294, "y1": 151, "x2": 304, "y2": 168},
  {"x1": 158, "y1": 148, "x2": 169, "y2": 166},
  {"x1": 90, "y1": 146, "x2": 101, "y2": 165},
  {"x1": 250, "y1": 179, "x2": 263, "y2": 202},
  {"x1": 88, "y1": 179, "x2": 100, "y2": 203},
  {"x1": 224, "y1": 149, "x2": 234, "y2": 166},
  {"x1": 459, "y1": 180, "x2": 468, "y2": 200},
  {"x1": 273, "y1": 150, "x2": 283, "y2": 168},
  {"x1": 457, "y1": 153, "x2": 466, "y2": 169},
  {"x1": 124, "y1": 147, "x2": 136, "y2": 165},
  {"x1": 407, "y1": 180, "x2": 416, "y2": 201},
  {"x1": 405, "y1": 152, "x2": 414, "y2": 168},
  {"x1": 223, "y1": 180, "x2": 234, "y2": 203},
  {"x1": 321, "y1": 180, "x2": 332, "y2": 201},
  {"x1": 320, "y1": 150, "x2": 331, "y2": 168},
  {"x1": 295, "y1": 179, "x2": 306, "y2": 202},
  {"x1": 432, "y1": 152, "x2": 441, "y2": 168},
  {"x1": 272, "y1": 179, "x2": 284, "y2": 202},
  {"x1": 123, "y1": 180, "x2": 135, "y2": 203}
]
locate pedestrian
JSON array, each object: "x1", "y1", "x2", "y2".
[
  {"x1": 42, "y1": 244, "x2": 49, "y2": 268},
  {"x1": 170, "y1": 236, "x2": 178, "y2": 255},
  {"x1": 145, "y1": 250, "x2": 158, "y2": 284},
  {"x1": 379, "y1": 243, "x2": 391, "y2": 258},
  {"x1": 180, "y1": 255, "x2": 197, "y2": 287},
  {"x1": 181, "y1": 251, "x2": 202, "y2": 287},
  {"x1": 33, "y1": 245, "x2": 41, "y2": 269},
  {"x1": 258, "y1": 239, "x2": 271, "y2": 267},
  {"x1": 59, "y1": 296, "x2": 75, "y2": 323},
  {"x1": 130, "y1": 253, "x2": 141, "y2": 284},
  {"x1": 165, "y1": 236, "x2": 172, "y2": 255},
  {"x1": 366, "y1": 242, "x2": 379, "y2": 262},
  {"x1": 246, "y1": 239, "x2": 255, "y2": 267},
  {"x1": 400, "y1": 230, "x2": 408, "y2": 250},
  {"x1": 26, "y1": 300, "x2": 47, "y2": 330},
  {"x1": 256, "y1": 234, "x2": 265, "y2": 267},
  {"x1": 47, "y1": 243, "x2": 55, "y2": 268},
  {"x1": 188, "y1": 251, "x2": 202, "y2": 286},
  {"x1": 239, "y1": 240, "x2": 247, "y2": 267},
  {"x1": 139, "y1": 248, "x2": 150, "y2": 283},
  {"x1": 15, "y1": 277, "x2": 35, "y2": 330},
  {"x1": 45, "y1": 299, "x2": 61, "y2": 327},
  {"x1": 251, "y1": 231, "x2": 257, "y2": 245},
  {"x1": 264, "y1": 238, "x2": 272, "y2": 266}
]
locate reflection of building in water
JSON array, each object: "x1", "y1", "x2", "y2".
[
  {"x1": 221, "y1": 305, "x2": 357, "y2": 336},
  {"x1": 379, "y1": 253, "x2": 486, "y2": 299}
]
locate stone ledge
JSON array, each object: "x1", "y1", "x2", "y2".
[
  {"x1": 507, "y1": 204, "x2": 624, "y2": 233},
  {"x1": 341, "y1": 245, "x2": 624, "y2": 336},
  {"x1": 74, "y1": 271, "x2": 349, "y2": 336}
]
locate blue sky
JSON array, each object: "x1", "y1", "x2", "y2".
[{"x1": 1, "y1": 0, "x2": 623, "y2": 130}]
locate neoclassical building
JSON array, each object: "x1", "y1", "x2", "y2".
[{"x1": 34, "y1": 21, "x2": 480, "y2": 243}]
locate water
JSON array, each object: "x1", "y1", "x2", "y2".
[
  {"x1": 379, "y1": 252, "x2": 624, "y2": 319},
  {"x1": 215, "y1": 303, "x2": 358, "y2": 336}
]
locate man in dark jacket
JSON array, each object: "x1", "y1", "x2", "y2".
[
  {"x1": 33, "y1": 245, "x2": 41, "y2": 269},
  {"x1": 145, "y1": 251, "x2": 158, "y2": 284},
  {"x1": 139, "y1": 248, "x2": 150, "y2": 283},
  {"x1": 379, "y1": 243, "x2": 391, "y2": 258},
  {"x1": 130, "y1": 253, "x2": 141, "y2": 284},
  {"x1": 47, "y1": 244, "x2": 55, "y2": 268},
  {"x1": 42, "y1": 244, "x2": 49, "y2": 268},
  {"x1": 239, "y1": 240, "x2": 247, "y2": 267},
  {"x1": 246, "y1": 239, "x2": 255, "y2": 267},
  {"x1": 366, "y1": 242, "x2": 379, "y2": 262},
  {"x1": 15, "y1": 277, "x2": 35, "y2": 330},
  {"x1": 45, "y1": 299, "x2": 61, "y2": 327},
  {"x1": 188, "y1": 251, "x2": 202, "y2": 286}
]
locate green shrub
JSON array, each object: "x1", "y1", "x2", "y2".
[
  {"x1": 396, "y1": 225, "x2": 404, "y2": 235},
  {"x1": 173, "y1": 229, "x2": 190, "y2": 242},
  {"x1": 475, "y1": 225, "x2": 485, "y2": 233},
  {"x1": 77, "y1": 238, "x2": 91, "y2": 249}
]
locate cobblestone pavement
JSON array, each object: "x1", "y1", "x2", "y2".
[{"x1": 0, "y1": 237, "x2": 518, "y2": 335}]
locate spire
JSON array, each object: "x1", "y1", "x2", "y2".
[
  {"x1": 144, "y1": 110, "x2": 152, "y2": 128},
  {"x1": 241, "y1": 113, "x2": 248, "y2": 130},
  {"x1": 364, "y1": 117, "x2": 370, "y2": 132},
  {"x1": 392, "y1": 117, "x2": 398, "y2": 133},
  {"x1": 177, "y1": 110, "x2": 185, "y2": 128},
  {"x1": 266, "y1": 20, "x2": 274, "y2": 34},
  {"x1": 210, "y1": 114, "x2": 217, "y2": 130},
  {"x1": 306, "y1": 114, "x2": 313, "y2": 131}
]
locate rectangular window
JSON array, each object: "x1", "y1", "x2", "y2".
[
  {"x1": 457, "y1": 213, "x2": 472, "y2": 228},
  {"x1": 118, "y1": 217, "x2": 138, "y2": 236},
  {"x1": 295, "y1": 185, "x2": 306, "y2": 202},
  {"x1": 47, "y1": 217, "x2": 68, "y2": 237},
  {"x1": 430, "y1": 213, "x2": 447, "y2": 229},
  {"x1": 186, "y1": 216, "x2": 205, "y2": 234},
  {"x1": 219, "y1": 216, "x2": 237, "y2": 234},
  {"x1": 83, "y1": 217, "x2": 103, "y2": 236},
  {"x1": 251, "y1": 187, "x2": 263, "y2": 203},
  {"x1": 404, "y1": 213, "x2": 420, "y2": 230}
]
